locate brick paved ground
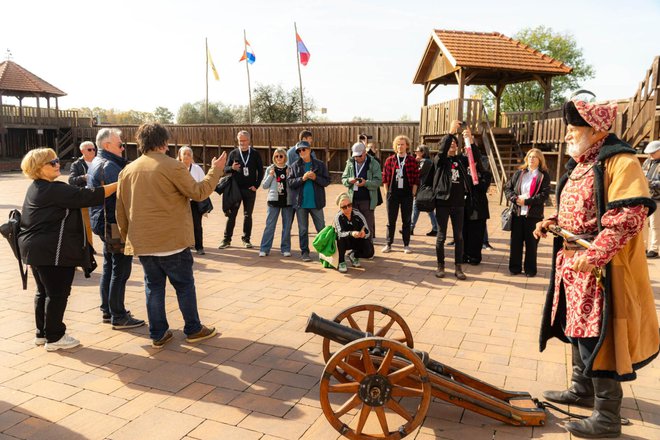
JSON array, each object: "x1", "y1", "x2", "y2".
[{"x1": 0, "y1": 171, "x2": 658, "y2": 440}]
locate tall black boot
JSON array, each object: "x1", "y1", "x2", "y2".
[
  {"x1": 565, "y1": 377, "x2": 622, "y2": 438},
  {"x1": 543, "y1": 344, "x2": 594, "y2": 408}
]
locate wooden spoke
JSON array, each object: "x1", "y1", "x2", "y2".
[
  {"x1": 328, "y1": 382, "x2": 359, "y2": 393},
  {"x1": 375, "y1": 406, "x2": 390, "y2": 437},
  {"x1": 366, "y1": 309, "x2": 375, "y2": 334},
  {"x1": 346, "y1": 314, "x2": 360, "y2": 331},
  {"x1": 335, "y1": 394, "x2": 361, "y2": 418},
  {"x1": 388, "y1": 363, "x2": 417, "y2": 384},
  {"x1": 391, "y1": 385, "x2": 425, "y2": 397},
  {"x1": 356, "y1": 403, "x2": 372, "y2": 435},
  {"x1": 376, "y1": 347, "x2": 395, "y2": 375},
  {"x1": 375, "y1": 316, "x2": 396, "y2": 337},
  {"x1": 386, "y1": 398, "x2": 413, "y2": 422},
  {"x1": 361, "y1": 348, "x2": 376, "y2": 375},
  {"x1": 338, "y1": 360, "x2": 365, "y2": 381}
]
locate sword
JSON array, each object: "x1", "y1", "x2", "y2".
[{"x1": 546, "y1": 225, "x2": 604, "y2": 288}]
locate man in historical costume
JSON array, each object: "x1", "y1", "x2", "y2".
[{"x1": 534, "y1": 96, "x2": 659, "y2": 438}]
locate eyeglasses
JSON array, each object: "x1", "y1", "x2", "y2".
[
  {"x1": 46, "y1": 158, "x2": 60, "y2": 167},
  {"x1": 340, "y1": 203, "x2": 352, "y2": 210},
  {"x1": 298, "y1": 148, "x2": 309, "y2": 152},
  {"x1": 85, "y1": 148, "x2": 95, "y2": 152},
  {"x1": 274, "y1": 155, "x2": 285, "y2": 158}
]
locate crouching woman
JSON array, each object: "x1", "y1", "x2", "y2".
[{"x1": 334, "y1": 193, "x2": 374, "y2": 273}]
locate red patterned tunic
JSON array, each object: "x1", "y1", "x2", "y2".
[{"x1": 550, "y1": 140, "x2": 647, "y2": 338}]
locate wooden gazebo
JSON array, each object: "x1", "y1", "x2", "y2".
[
  {"x1": 413, "y1": 30, "x2": 572, "y2": 128},
  {"x1": 0, "y1": 60, "x2": 79, "y2": 157}
]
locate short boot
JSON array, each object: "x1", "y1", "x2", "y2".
[
  {"x1": 543, "y1": 344, "x2": 595, "y2": 408},
  {"x1": 565, "y1": 377, "x2": 622, "y2": 438},
  {"x1": 435, "y1": 263, "x2": 445, "y2": 278},
  {"x1": 454, "y1": 264, "x2": 466, "y2": 280}
]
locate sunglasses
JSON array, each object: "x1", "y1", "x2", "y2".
[
  {"x1": 274, "y1": 154, "x2": 285, "y2": 158},
  {"x1": 46, "y1": 158, "x2": 60, "y2": 167},
  {"x1": 85, "y1": 148, "x2": 95, "y2": 152},
  {"x1": 340, "y1": 203, "x2": 352, "y2": 210}
]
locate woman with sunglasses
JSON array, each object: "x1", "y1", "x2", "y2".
[
  {"x1": 259, "y1": 148, "x2": 293, "y2": 257},
  {"x1": 334, "y1": 193, "x2": 374, "y2": 273},
  {"x1": 18, "y1": 148, "x2": 117, "y2": 351},
  {"x1": 178, "y1": 146, "x2": 210, "y2": 255}
]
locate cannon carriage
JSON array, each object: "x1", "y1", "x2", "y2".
[{"x1": 306, "y1": 304, "x2": 547, "y2": 439}]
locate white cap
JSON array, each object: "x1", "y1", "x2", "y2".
[
  {"x1": 351, "y1": 142, "x2": 366, "y2": 157},
  {"x1": 644, "y1": 140, "x2": 660, "y2": 155}
]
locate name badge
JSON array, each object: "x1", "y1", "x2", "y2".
[
  {"x1": 398, "y1": 176, "x2": 404, "y2": 189},
  {"x1": 353, "y1": 184, "x2": 358, "y2": 191},
  {"x1": 243, "y1": 167, "x2": 249, "y2": 177}
]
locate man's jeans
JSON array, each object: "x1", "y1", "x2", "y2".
[
  {"x1": 138, "y1": 249, "x2": 202, "y2": 340},
  {"x1": 100, "y1": 249, "x2": 133, "y2": 323},
  {"x1": 260, "y1": 205, "x2": 294, "y2": 254},
  {"x1": 296, "y1": 207, "x2": 325, "y2": 254},
  {"x1": 411, "y1": 200, "x2": 438, "y2": 232},
  {"x1": 224, "y1": 188, "x2": 257, "y2": 242}
]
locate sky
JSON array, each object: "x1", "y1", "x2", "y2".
[{"x1": 1, "y1": 0, "x2": 659, "y2": 122}]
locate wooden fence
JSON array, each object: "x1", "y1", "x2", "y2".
[
  {"x1": 73, "y1": 122, "x2": 419, "y2": 173},
  {"x1": 0, "y1": 105, "x2": 82, "y2": 128},
  {"x1": 420, "y1": 98, "x2": 483, "y2": 140}
]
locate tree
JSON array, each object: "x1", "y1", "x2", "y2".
[
  {"x1": 475, "y1": 26, "x2": 595, "y2": 114},
  {"x1": 176, "y1": 101, "x2": 248, "y2": 124},
  {"x1": 251, "y1": 83, "x2": 316, "y2": 123},
  {"x1": 154, "y1": 106, "x2": 174, "y2": 124}
]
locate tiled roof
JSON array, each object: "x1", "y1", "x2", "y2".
[
  {"x1": 0, "y1": 60, "x2": 66, "y2": 96},
  {"x1": 434, "y1": 30, "x2": 572, "y2": 74}
]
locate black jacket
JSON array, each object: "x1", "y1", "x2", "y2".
[
  {"x1": 18, "y1": 180, "x2": 104, "y2": 267},
  {"x1": 88, "y1": 150, "x2": 128, "y2": 236},
  {"x1": 287, "y1": 158, "x2": 330, "y2": 209},
  {"x1": 68, "y1": 157, "x2": 89, "y2": 187},
  {"x1": 503, "y1": 169, "x2": 551, "y2": 219},
  {"x1": 224, "y1": 147, "x2": 264, "y2": 189}
]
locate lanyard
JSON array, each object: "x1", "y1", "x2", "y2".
[
  {"x1": 239, "y1": 148, "x2": 251, "y2": 167},
  {"x1": 396, "y1": 155, "x2": 406, "y2": 174},
  {"x1": 355, "y1": 160, "x2": 366, "y2": 179}
]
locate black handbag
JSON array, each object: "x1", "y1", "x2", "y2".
[
  {"x1": 415, "y1": 185, "x2": 435, "y2": 212},
  {"x1": 501, "y1": 203, "x2": 514, "y2": 231},
  {"x1": 0, "y1": 209, "x2": 28, "y2": 289},
  {"x1": 100, "y1": 161, "x2": 125, "y2": 254},
  {"x1": 197, "y1": 197, "x2": 214, "y2": 215}
]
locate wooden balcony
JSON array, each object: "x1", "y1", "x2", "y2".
[{"x1": 0, "y1": 105, "x2": 86, "y2": 129}]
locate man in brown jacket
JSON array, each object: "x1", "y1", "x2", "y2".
[{"x1": 116, "y1": 123, "x2": 226, "y2": 348}]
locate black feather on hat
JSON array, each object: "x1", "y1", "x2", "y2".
[{"x1": 562, "y1": 100, "x2": 590, "y2": 127}]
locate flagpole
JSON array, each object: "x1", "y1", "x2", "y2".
[
  {"x1": 205, "y1": 37, "x2": 209, "y2": 123},
  {"x1": 244, "y1": 29, "x2": 253, "y2": 124},
  {"x1": 294, "y1": 22, "x2": 305, "y2": 123}
]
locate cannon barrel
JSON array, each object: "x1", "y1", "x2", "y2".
[
  {"x1": 305, "y1": 312, "x2": 370, "y2": 345},
  {"x1": 306, "y1": 312, "x2": 443, "y2": 374}
]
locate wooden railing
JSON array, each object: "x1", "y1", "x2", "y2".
[
  {"x1": 501, "y1": 109, "x2": 563, "y2": 145},
  {"x1": 0, "y1": 105, "x2": 80, "y2": 127},
  {"x1": 420, "y1": 98, "x2": 483, "y2": 137},
  {"x1": 479, "y1": 118, "x2": 507, "y2": 200},
  {"x1": 620, "y1": 56, "x2": 660, "y2": 147}
]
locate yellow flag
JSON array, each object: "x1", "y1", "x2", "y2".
[{"x1": 208, "y1": 47, "x2": 219, "y2": 81}]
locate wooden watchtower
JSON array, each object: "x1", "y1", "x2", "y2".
[{"x1": 0, "y1": 60, "x2": 82, "y2": 158}]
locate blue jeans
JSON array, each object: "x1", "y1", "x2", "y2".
[
  {"x1": 100, "y1": 249, "x2": 133, "y2": 322},
  {"x1": 260, "y1": 205, "x2": 293, "y2": 254},
  {"x1": 138, "y1": 249, "x2": 202, "y2": 340},
  {"x1": 411, "y1": 200, "x2": 438, "y2": 232},
  {"x1": 297, "y1": 207, "x2": 325, "y2": 254}
]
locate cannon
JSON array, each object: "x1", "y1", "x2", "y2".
[{"x1": 306, "y1": 305, "x2": 546, "y2": 440}]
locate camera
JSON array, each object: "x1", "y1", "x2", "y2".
[{"x1": 358, "y1": 133, "x2": 373, "y2": 142}]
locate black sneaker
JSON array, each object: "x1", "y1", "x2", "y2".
[
  {"x1": 196, "y1": 248, "x2": 205, "y2": 255},
  {"x1": 218, "y1": 240, "x2": 230, "y2": 249},
  {"x1": 112, "y1": 315, "x2": 146, "y2": 330},
  {"x1": 102, "y1": 312, "x2": 111, "y2": 324},
  {"x1": 152, "y1": 330, "x2": 173, "y2": 349},
  {"x1": 242, "y1": 240, "x2": 253, "y2": 249},
  {"x1": 426, "y1": 230, "x2": 437, "y2": 236},
  {"x1": 647, "y1": 250, "x2": 659, "y2": 259}
]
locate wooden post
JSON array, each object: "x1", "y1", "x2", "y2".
[
  {"x1": 18, "y1": 97, "x2": 23, "y2": 123},
  {"x1": 423, "y1": 82, "x2": 429, "y2": 106},
  {"x1": 36, "y1": 95, "x2": 41, "y2": 125},
  {"x1": 457, "y1": 69, "x2": 465, "y2": 122}
]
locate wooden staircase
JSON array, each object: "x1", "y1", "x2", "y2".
[{"x1": 490, "y1": 128, "x2": 524, "y2": 180}]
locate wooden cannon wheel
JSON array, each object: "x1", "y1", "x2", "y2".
[
  {"x1": 322, "y1": 304, "x2": 414, "y2": 364},
  {"x1": 319, "y1": 337, "x2": 431, "y2": 440}
]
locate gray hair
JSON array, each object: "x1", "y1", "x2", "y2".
[
  {"x1": 236, "y1": 130, "x2": 251, "y2": 140},
  {"x1": 79, "y1": 141, "x2": 95, "y2": 152},
  {"x1": 177, "y1": 146, "x2": 193, "y2": 161},
  {"x1": 96, "y1": 128, "x2": 122, "y2": 150}
]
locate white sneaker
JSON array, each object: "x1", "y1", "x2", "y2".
[
  {"x1": 258, "y1": 251, "x2": 267, "y2": 257},
  {"x1": 282, "y1": 251, "x2": 292, "y2": 257},
  {"x1": 381, "y1": 245, "x2": 392, "y2": 253},
  {"x1": 34, "y1": 337, "x2": 47, "y2": 346},
  {"x1": 403, "y1": 246, "x2": 413, "y2": 254},
  {"x1": 45, "y1": 334, "x2": 80, "y2": 352}
]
